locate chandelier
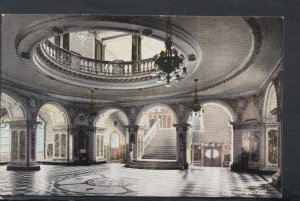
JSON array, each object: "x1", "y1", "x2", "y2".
[
  {"x1": 191, "y1": 79, "x2": 202, "y2": 114},
  {"x1": 153, "y1": 17, "x2": 187, "y2": 87},
  {"x1": 89, "y1": 89, "x2": 98, "y2": 117}
]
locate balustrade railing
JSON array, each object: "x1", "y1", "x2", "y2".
[
  {"x1": 42, "y1": 40, "x2": 157, "y2": 77},
  {"x1": 143, "y1": 120, "x2": 160, "y2": 152}
]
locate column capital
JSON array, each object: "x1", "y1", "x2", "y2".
[
  {"x1": 173, "y1": 123, "x2": 190, "y2": 131},
  {"x1": 127, "y1": 124, "x2": 139, "y2": 133}
]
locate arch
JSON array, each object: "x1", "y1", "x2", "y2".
[
  {"x1": 135, "y1": 103, "x2": 178, "y2": 125},
  {"x1": 95, "y1": 107, "x2": 129, "y2": 127},
  {"x1": 263, "y1": 81, "x2": 277, "y2": 120},
  {"x1": 36, "y1": 102, "x2": 70, "y2": 161},
  {"x1": 94, "y1": 107, "x2": 129, "y2": 162},
  {"x1": 37, "y1": 102, "x2": 70, "y2": 126},
  {"x1": 187, "y1": 100, "x2": 235, "y2": 167},
  {"x1": 1, "y1": 91, "x2": 28, "y2": 120},
  {"x1": 184, "y1": 100, "x2": 236, "y2": 123}
]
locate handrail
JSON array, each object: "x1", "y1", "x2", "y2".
[
  {"x1": 41, "y1": 40, "x2": 157, "y2": 77},
  {"x1": 143, "y1": 120, "x2": 160, "y2": 152}
]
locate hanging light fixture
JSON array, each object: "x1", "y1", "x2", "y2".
[
  {"x1": 89, "y1": 89, "x2": 98, "y2": 117},
  {"x1": 191, "y1": 79, "x2": 202, "y2": 114},
  {"x1": 153, "y1": 17, "x2": 187, "y2": 87}
]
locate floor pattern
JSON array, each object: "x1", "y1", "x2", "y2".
[{"x1": 0, "y1": 163, "x2": 281, "y2": 198}]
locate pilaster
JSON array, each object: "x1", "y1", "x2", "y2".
[{"x1": 174, "y1": 123, "x2": 189, "y2": 169}]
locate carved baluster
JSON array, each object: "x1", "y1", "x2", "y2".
[
  {"x1": 95, "y1": 62, "x2": 99, "y2": 74},
  {"x1": 105, "y1": 64, "x2": 108, "y2": 75},
  {"x1": 80, "y1": 59, "x2": 83, "y2": 71},
  {"x1": 141, "y1": 63, "x2": 144, "y2": 73},
  {"x1": 110, "y1": 64, "x2": 113, "y2": 76},
  {"x1": 129, "y1": 64, "x2": 132, "y2": 75},
  {"x1": 145, "y1": 62, "x2": 148, "y2": 72}
]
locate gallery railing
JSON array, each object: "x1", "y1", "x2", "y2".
[
  {"x1": 41, "y1": 40, "x2": 157, "y2": 77},
  {"x1": 143, "y1": 120, "x2": 160, "y2": 152}
]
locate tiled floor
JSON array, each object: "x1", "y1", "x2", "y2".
[{"x1": 0, "y1": 163, "x2": 281, "y2": 198}]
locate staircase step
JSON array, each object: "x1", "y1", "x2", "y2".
[
  {"x1": 125, "y1": 161, "x2": 182, "y2": 170},
  {"x1": 143, "y1": 128, "x2": 177, "y2": 160}
]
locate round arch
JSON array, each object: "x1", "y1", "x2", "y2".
[
  {"x1": 186, "y1": 100, "x2": 235, "y2": 167},
  {"x1": 36, "y1": 102, "x2": 70, "y2": 162},
  {"x1": 135, "y1": 103, "x2": 178, "y2": 126},
  {"x1": 1, "y1": 90, "x2": 28, "y2": 120},
  {"x1": 263, "y1": 81, "x2": 277, "y2": 120},
  {"x1": 94, "y1": 107, "x2": 130, "y2": 127},
  {"x1": 37, "y1": 102, "x2": 70, "y2": 126},
  {"x1": 93, "y1": 107, "x2": 129, "y2": 162},
  {"x1": 184, "y1": 100, "x2": 236, "y2": 123}
]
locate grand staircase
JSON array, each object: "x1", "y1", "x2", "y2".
[
  {"x1": 125, "y1": 123, "x2": 183, "y2": 169},
  {"x1": 142, "y1": 128, "x2": 177, "y2": 160}
]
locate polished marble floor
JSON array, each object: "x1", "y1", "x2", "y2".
[{"x1": 0, "y1": 163, "x2": 281, "y2": 198}]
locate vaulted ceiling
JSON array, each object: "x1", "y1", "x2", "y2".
[{"x1": 1, "y1": 15, "x2": 283, "y2": 103}]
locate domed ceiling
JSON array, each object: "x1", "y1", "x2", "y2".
[{"x1": 1, "y1": 15, "x2": 282, "y2": 103}]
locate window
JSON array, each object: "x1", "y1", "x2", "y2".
[
  {"x1": 96, "y1": 134, "x2": 105, "y2": 158},
  {"x1": 0, "y1": 122, "x2": 10, "y2": 161},
  {"x1": 268, "y1": 130, "x2": 278, "y2": 164},
  {"x1": 110, "y1": 133, "x2": 118, "y2": 148},
  {"x1": 36, "y1": 116, "x2": 45, "y2": 160},
  {"x1": 242, "y1": 131, "x2": 260, "y2": 162}
]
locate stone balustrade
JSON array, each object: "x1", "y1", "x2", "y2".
[{"x1": 42, "y1": 40, "x2": 157, "y2": 77}]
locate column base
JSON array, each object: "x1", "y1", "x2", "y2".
[
  {"x1": 7, "y1": 162, "x2": 40, "y2": 171},
  {"x1": 272, "y1": 169, "x2": 281, "y2": 187},
  {"x1": 184, "y1": 162, "x2": 189, "y2": 169}
]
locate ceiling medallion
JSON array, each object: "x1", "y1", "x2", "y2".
[{"x1": 152, "y1": 17, "x2": 187, "y2": 87}]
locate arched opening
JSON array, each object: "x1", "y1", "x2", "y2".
[
  {"x1": 136, "y1": 104, "x2": 177, "y2": 161},
  {"x1": 36, "y1": 103, "x2": 70, "y2": 162},
  {"x1": 263, "y1": 82, "x2": 278, "y2": 168},
  {"x1": 0, "y1": 92, "x2": 27, "y2": 162},
  {"x1": 187, "y1": 102, "x2": 234, "y2": 167},
  {"x1": 94, "y1": 108, "x2": 129, "y2": 162}
]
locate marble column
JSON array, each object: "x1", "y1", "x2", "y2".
[
  {"x1": 174, "y1": 123, "x2": 189, "y2": 169},
  {"x1": 127, "y1": 124, "x2": 139, "y2": 163},
  {"x1": 7, "y1": 120, "x2": 40, "y2": 171}
]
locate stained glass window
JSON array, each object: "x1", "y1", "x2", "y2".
[
  {"x1": 19, "y1": 131, "x2": 26, "y2": 160},
  {"x1": 61, "y1": 134, "x2": 66, "y2": 158},
  {"x1": 96, "y1": 135, "x2": 100, "y2": 157},
  {"x1": 268, "y1": 130, "x2": 278, "y2": 164},
  {"x1": 11, "y1": 131, "x2": 18, "y2": 160},
  {"x1": 55, "y1": 134, "x2": 60, "y2": 157},
  {"x1": 242, "y1": 131, "x2": 260, "y2": 162}
]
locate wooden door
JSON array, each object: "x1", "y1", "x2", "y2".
[
  {"x1": 193, "y1": 145, "x2": 202, "y2": 166},
  {"x1": 204, "y1": 147, "x2": 221, "y2": 167}
]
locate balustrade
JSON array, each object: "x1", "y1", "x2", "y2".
[
  {"x1": 41, "y1": 40, "x2": 156, "y2": 77},
  {"x1": 143, "y1": 120, "x2": 160, "y2": 152}
]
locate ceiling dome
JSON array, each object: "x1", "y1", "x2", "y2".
[{"x1": 1, "y1": 15, "x2": 282, "y2": 102}]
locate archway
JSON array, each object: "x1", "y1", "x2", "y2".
[
  {"x1": 0, "y1": 92, "x2": 27, "y2": 162},
  {"x1": 94, "y1": 108, "x2": 129, "y2": 162},
  {"x1": 263, "y1": 82, "x2": 278, "y2": 168},
  {"x1": 136, "y1": 104, "x2": 178, "y2": 161},
  {"x1": 36, "y1": 103, "x2": 70, "y2": 162},
  {"x1": 187, "y1": 101, "x2": 235, "y2": 167}
]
